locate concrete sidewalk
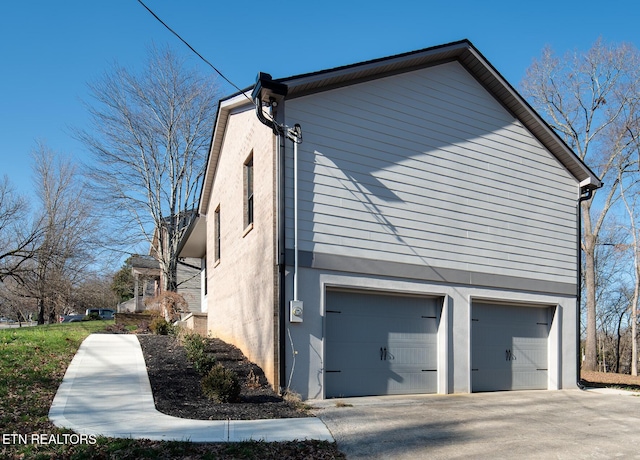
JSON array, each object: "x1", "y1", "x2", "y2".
[{"x1": 49, "y1": 334, "x2": 333, "y2": 443}]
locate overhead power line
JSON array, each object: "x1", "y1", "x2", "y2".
[
  {"x1": 136, "y1": 0, "x2": 286, "y2": 133},
  {"x1": 136, "y1": 0, "x2": 250, "y2": 99}
]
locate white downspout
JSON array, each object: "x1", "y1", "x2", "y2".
[
  {"x1": 293, "y1": 135, "x2": 299, "y2": 300},
  {"x1": 287, "y1": 124, "x2": 303, "y2": 323},
  {"x1": 286, "y1": 124, "x2": 303, "y2": 393}
]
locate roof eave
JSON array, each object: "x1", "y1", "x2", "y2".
[
  {"x1": 199, "y1": 92, "x2": 254, "y2": 214},
  {"x1": 177, "y1": 214, "x2": 207, "y2": 259}
]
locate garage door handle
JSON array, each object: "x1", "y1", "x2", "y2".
[{"x1": 380, "y1": 347, "x2": 388, "y2": 360}]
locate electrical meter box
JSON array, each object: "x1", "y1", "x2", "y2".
[{"x1": 290, "y1": 300, "x2": 303, "y2": 323}]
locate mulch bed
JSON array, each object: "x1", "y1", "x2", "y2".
[{"x1": 137, "y1": 334, "x2": 308, "y2": 420}]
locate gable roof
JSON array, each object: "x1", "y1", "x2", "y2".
[{"x1": 199, "y1": 39, "x2": 601, "y2": 214}]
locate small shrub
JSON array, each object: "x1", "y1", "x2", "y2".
[
  {"x1": 150, "y1": 316, "x2": 172, "y2": 335},
  {"x1": 181, "y1": 332, "x2": 216, "y2": 374},
  {"x1": 144, "y1": 291, "x2": 189, "y2": 322},
  {"x1": 182, "y1": 332, "x2": 207, "y2": 361},
  {"x1": 282, "y1": 390, "x2": 311, "y2": 412},
  {"x1": 202, "y1": 364, "x2": 241, "y2": 403},
  {"x1": 193, "y1": 352, "x2": 217, "y2": 375}
]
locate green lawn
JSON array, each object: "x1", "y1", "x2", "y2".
[{"x1": 0, "y1": 322, "x2": 343, "y2": 459}]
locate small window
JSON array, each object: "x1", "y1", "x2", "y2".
[
  {"x1": 214, "y1": 206, "x2": 221, "y2": 262},
  {"x1": 202, "y1": 256, "x2": 207, "y2": 295},
  {"x1": 244, "y1": 154, "x2": 254, "y2": 229}
]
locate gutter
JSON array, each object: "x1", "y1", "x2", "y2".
[
  {"x1": 251, "y1": 73, "x2": 291, "y2": 392},
  {"x1": 252, "y1": 72, "x2": 288, "y2": 135},
  {"x1": 576, "y1": 186, "x2": 595, "y2": 390}
]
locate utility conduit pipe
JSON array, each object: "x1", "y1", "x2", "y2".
[{"x1": 287, "y1": 125, "x2": 303, "y2": 323}]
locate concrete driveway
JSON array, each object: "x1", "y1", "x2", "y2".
[{"x1": 311, "y1": 389, "x2": 640, "y2": 459}]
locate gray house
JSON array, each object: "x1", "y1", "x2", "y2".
[{"x1": 183, "y1": 40, "x2": 601, "y2": 399}]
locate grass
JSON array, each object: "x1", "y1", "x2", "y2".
[
  {"x1": 0, "y1": 323, "x2": 344, "y2": 459},
  {"x1": 0, "y1": 321, "x2": 109, "y2": 435}
]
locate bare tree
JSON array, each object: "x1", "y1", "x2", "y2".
[
  {"x1": 0, "y1": 176, "x2": 41, "y2": 283},
  {"x1": 616, "y1": 114, "x2": 640, "y2": 375},
  {"x1": 522, "y1": 39, "x2": 640, "y2": 372},
  {"x1": 0, "y1": 145, "x2": 107, "y2": 324},
  {"x1": 27, "y1": 145, "x2": 100, "y2": 324},
  {"x1": 72, "y1": 273, "x2": 119, "y2": 313},
  {"x1": 0, "y1": 283, "x2": 37, "y2": 325},
  {"x1": 78, "y1": 45, "x2": 218, "y2": 292}
]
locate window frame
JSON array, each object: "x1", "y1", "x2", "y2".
[
  {"x1": 202, "y1": 256, "x2": 207, "y2": 295},
  {"x1": 214, "y1": 206, "x2": 221, "y2": 263},
  {"x1": 244, "y1": 153, "x2": 254, "y2": 231}
]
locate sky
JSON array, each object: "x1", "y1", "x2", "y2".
[{"x1": 2, "y1": 0, "x2": 640, "y2": 199}]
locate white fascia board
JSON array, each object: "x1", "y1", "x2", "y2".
[
  {"x1": 580, "y1": 177, "x2": 602, "y2": 190},
  {"x1": 199, "y1": 92, "x2": 254, "y2": 214},
  {"x1": 221, "y1": 91, "x2": 254, "y2": 110}
]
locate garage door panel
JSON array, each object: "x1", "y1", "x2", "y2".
[
  {"x1": 326, "y1": 314, "x2": 434, "y2": 342},
  {"x1": 327, "y1": 291, "x2": 438, "y2": 315},
  {"x1": 387, "y1": 371, "x2": 438, "y2": 394},
  {"x1": 325, "y1": 345, "x2": 437, "y2": 372},
  {"x1": 474, "y1": 304, "x2": 548, "y2": 323},
  {"x1": 325, "y1": 290, "x2": 439, "y2": 398},
  {"x1": 326, "y1": 369, "x2": 438, "y2": 397},
  {"x1": 472, "y1": 303, "x2": 550, "y2": 392},
  {"x1": 325, "y1": 341, "x2": 385, "y2": 370},
  {"x1": 389, "y1": 346, "x2": 438, "y2": 369},
  {"x1": 326, "y1": 370, "x2": 387, "y2": 398},
  {"x1": 473, "y1": 369, "x2": 548, "y2": 392},
  {"x1": 513, "y1": 340, "x2": 547, "y2": 368},
  {"x1": 473, "y1": 345, "x2": 510, "y2": 369},
  {"x1": 472, "y1": 370, "x2": 509, "y2": 392},
  {"x1": 512, "y1": 370, "x2": 548, "y2": 390}
]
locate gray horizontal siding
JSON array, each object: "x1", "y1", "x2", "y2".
[
  {"x1": 177, "y1": 257, "x2": 202, "y2": 312},
  {"x1": 284, "y1": 61, "x2": 579, "y2": 286}
]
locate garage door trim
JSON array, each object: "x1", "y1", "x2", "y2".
[
  {"x1": 470, "y1": 299, "x2": 554, "y2": 392},
  {"x1": 323, "y1": 287, "x2": 443, "y2": 398}
]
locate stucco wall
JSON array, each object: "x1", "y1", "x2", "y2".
[{"x1": 205, "y1": 106, "x2": 280, "y2": 387}]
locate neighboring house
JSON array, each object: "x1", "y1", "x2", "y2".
[
  {"x1": 182, "y1": 40, "x2": 601, "y2": 399},
  {"x1": 118, "y1": 255, "x2": 160, "y2": 313},
  {"x1": 151, "y1": 213, "x2": 205, "y2": 314},
  {"x1": 176, "y1": 215, "x2": 208, "y2": 334},
  {"x1": 118, "y1": 213, "x2": 206, "y2": 318},
  {"x1": 176, "y1": 215, "x2": 208, "y2": 314}
]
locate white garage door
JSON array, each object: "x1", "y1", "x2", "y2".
[
  {"x1": 472, "y1": 302, "x2": 550, "y2": 392},
  {"x1": 325, "y1": 289, "x2": 439, "y2": 398}
]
